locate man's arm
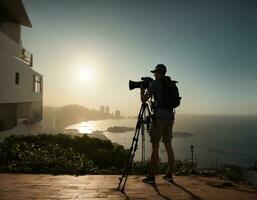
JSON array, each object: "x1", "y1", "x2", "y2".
[
  {"x1": 140, "y1": 81, "x2": 154, "y2": 103},
  {"x1": 140, "y1": 87, "x2": 149, "y2": 103}
]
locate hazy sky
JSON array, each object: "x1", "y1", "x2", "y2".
[{"x1": 21, "y1": 0, "x2": 257, "y2": 116}]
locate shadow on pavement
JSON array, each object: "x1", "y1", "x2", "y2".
[
  {"x1": 171, "y1": 182, "x2": 202, "y2": 200},
  {"x1": 151, "y1": 184, "x2": 172, "y2": 200},
  {"x1": 122, "y1": 184, "x2": 172, "y2": 200},
  {"x1": 121, "y1": 191, "x2": 130, "y2": 200}
]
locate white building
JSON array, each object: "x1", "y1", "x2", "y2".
[
  {"x1": 0, "y1": 0, "x2": 43, "y2": 131},
  {"x1": 105, "y1": 106, "x2": 109, "y2": 115},
  {"x1": 100, "y1": 106, "x2": 105, "y2": 114},
  {"x1": 115, "y1": 110, "x2": 121, "y2": 118}
]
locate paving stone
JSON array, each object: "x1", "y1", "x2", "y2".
[{"x1": 0, "y1": 174, "x2": 257, "y2": 200}]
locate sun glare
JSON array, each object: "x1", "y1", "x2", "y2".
[{"x1": 79, "y1": 68, "x2": 92, "y2": 81}]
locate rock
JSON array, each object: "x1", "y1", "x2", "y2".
[{"x1": 107, "y1": 126, "x2": 135, "y2": 133}]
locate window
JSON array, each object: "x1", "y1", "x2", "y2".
[
  {"x1": 33, "y1": 75, "x2": 42, "y2": 93},
  {"x1": 15, "y1": 72, "x2": 19, "y2": 84}
]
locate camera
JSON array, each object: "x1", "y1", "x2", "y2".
[{"x1": 129, "y1": 77, "x2": 153, "y2": 90}]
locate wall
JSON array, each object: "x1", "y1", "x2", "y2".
[
  {"x1": 0, "y1": 52, "x2": 43, "y2": 104},
  {"x1": 0, "y1": 22, "x2": 21, "y2": 43},
  {"x1": 0, "y1": 103, "x2": 17, "y2": 131},
  {"x1": 0, "y1": 29, "x2": 20, "y2": 57},
  {"x1": 17, "y1": 102, "x2": 42, "y2": 122}
]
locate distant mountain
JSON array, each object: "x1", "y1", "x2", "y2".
[
  {"x1": 42, "y1": 104, "x2": 117, "y2": 133},
  {"x1": 55, "y1": 105, "x2": 88, "y2": 129}
]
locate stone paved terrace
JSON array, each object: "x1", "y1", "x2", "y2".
[{"x1": 0, "y1": 174, "x2": 256, "y2": 200}]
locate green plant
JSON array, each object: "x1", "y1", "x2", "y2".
[{"x1": 0, "y1": 134, "x2": 129, "y2": 175}]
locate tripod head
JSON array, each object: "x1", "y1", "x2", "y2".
[{"x1": 136, "y1": 102, "x2": 153, "y2": 131}]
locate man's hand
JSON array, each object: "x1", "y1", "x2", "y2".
[
  {"x1": 140, "y1": 86, "x2": 149, "y2": 103},
  {"x1": 140, "y1": 85, "x2": 145, "y2": 93}
]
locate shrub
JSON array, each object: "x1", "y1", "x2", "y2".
[{"x1": 0, "y1": 134, "x2": 129, "y2": 175}]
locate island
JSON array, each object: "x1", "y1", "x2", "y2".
[{"x1": 107, "y1": 126, "x2": 135, "y2": 133}]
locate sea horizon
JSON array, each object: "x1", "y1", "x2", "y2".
[{"x1": 66, "y1": 115, "x2": 257, "y2": 168}]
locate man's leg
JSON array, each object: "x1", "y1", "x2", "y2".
[
  {"x1": 143, "y1": 142, "x2": 159, "y2": 184},
  {"x1": 149, "y1": 142, "x2": 159, "y2": 176},
  {"x1": 164, "y1": 142, "x2": 174, "y2": 176},
  {"x1": 143, "y1": 120, "x2": 162, "y2": 183}
]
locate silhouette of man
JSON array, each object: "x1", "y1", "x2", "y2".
[{"x1": 140, "y1": 64, "x2": 175, "y2": 184}]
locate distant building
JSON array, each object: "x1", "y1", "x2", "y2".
[
  {"x1": 0, "y1": 0, "x2": 43, "y2": 131},
  {"x1": 115, "y1": 110, "x2": 121, "y2": 118},
  {"x1": 105, "y1": 106, "x2": 109, "y2": 115},
  {"x1": 100, "y1": 106, "x2": 105, "y2": 114}
]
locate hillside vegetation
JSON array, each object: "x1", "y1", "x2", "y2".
[{"x1": 0, "y1": 134, "x2": 129, "y2": 175}]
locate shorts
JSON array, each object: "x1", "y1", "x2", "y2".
[{"x1": 149, "y1": 119, "x2": 174, "y2": 143}]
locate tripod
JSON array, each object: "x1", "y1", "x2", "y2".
[{"x1": 117, "y1": 102, "x2": 152, "y2": 192}]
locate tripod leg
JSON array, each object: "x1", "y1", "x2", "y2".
[
  {"x1": 117, "y1": 104, "x2": 147, "y2": 191},
  {"x1": 117, "y1": 128, "x2": 140, "y2": 189},
  {"x1": 121, "y1": 125, "x2": 142, "y2": 191}
]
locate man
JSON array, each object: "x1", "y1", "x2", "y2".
[{"x1": 140, "y1": 64, "x2": 175, "y2": 184}]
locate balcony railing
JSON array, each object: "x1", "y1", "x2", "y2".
[{"x1": 20, "y1": 48, "x2": 33, "y2": 67}]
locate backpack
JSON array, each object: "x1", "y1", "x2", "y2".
[{"x1": 158, "y1": 76, "x2": 181, "y2": 109}]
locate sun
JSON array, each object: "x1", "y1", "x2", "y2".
[{"x1": 79, "y1": 68, "x2": 92, "y2": 81}]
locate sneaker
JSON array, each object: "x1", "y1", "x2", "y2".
[
  {"x1": 162, "y1": 174, "x2": 174, "y2": 182},
  {"x1": 142, "y1": 175, "x2": 156, "y2": 184}
]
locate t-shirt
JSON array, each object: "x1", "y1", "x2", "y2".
[{"x1": 147, "y1": 77, "x2": 174, "y2": 121}]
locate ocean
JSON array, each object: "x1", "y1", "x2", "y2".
[{"x1": 66, "y1": 115, "x2": 257, "y2": 168}]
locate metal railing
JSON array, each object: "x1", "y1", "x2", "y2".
[{"x1": 20, "y1": 48, "x2": 33, "y2": 67}]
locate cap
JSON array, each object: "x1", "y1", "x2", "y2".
[{"x1": 150, "y1": 64, "x2": 167, "y2": 74}]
